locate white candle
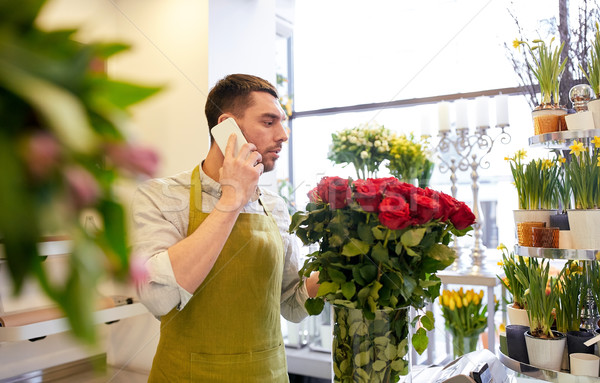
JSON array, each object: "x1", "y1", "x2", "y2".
[
  {"x1": 455, "y1": 99, "x2": 469, "y2": 130},
  {"x1": 438, "y1": 102, "x2": 450, "y2": 133},
  {"x1": 495, "y1": 94, "x2": 509, "y2": 126},
  {"x1": 421, "y1": 110, "x2": 434, "y2": 137},
  {"x1": 475, "y1": 96, "x2": 489, "y2": 127}
]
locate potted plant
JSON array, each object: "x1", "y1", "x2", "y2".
[
  {"x1": 291, "y1": 176, "x2": 475, "y2": 382},
  {"x1": 439, "y1": 288, "x2": 494, "y2": 358},
  {"x1": 564, "y1": 138, "x2": 600, "y2": 249},
  {"x1": 327, "y1": 122, "x2": 394, "y2": 179},
  {"x1": 581, "y1": 22, "x2": 600, "y2": 130},
  {"x1": 556, "y1": 261, "x2": 593, "y2": 360},
  {"x1": 0, "y1": 1, "x2": 161, "y2": 343},
  {"x1": 506, "y1": 150, "x2": 560, "y2": 245},
  {"x1": 496, "y1": 244, "x2": 530, "y2": 326},
  {"x1": 515, "y1": 257, "x2": 566, "y2": 371},
  {"x1": 386, "y1": 133, "x2": 434, "y2": 187},
  {"x1": 514, "y1": 37, "x2": 568, "y2": 134}
]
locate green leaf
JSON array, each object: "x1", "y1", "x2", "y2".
[
  {"x1": 304, "y1": 298, "x2": 325, "y2": 315},
  {"x1": 357, "y1": 222, "x2": 375, "y2": 244},
  {"x1": 341, "y1": 281, "x2": 356, "y2": 300},
  {"x1": 359, "y1": 264, "x2": 378, "y2": 282},
  {"x1": 371, "y1": 242, "x2": 389, "y2": 263},
  {"x1": 328, "y1": 268, "x2": 347, "y2": 284},
  {"x1": 316, "y1": 281, "x2": 339, "y2": 297},
  {"x1": 390, "y1": 358, "x2": 406, "y2": 372},
  {"x1": 91, "y1": 79, "x2": 162, "y2": 110},
  {"x1": 350, "y1": 321, "x2": 369, "y2": 337},
  {"x1": 428, "y1": 243, "x2": 457, "y2": 265},
  {"x1": 412, "y1": 327, "x2": 429, "y2": 355},
  {"x1": 420, "y1": 311, "x2": 435, "y2": 331},
  {"x1": 289, "y1": 211, "x2": 309, "y2": 233},
  {"x1": 372, "y1": 226, "x2": 386, "y2": 240},
  {"x1": 342, "y1": 239, "x2": 370, "y2": 257},
  {"x1": 373, "y1": 360, "x2": 387, "y2": 371},
  {"x1": 401, "y1": 228, "x2": 427, "y2": 247}
]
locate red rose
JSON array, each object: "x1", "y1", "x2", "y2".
[
  {"x1": 316, "y1": 176, "x2": 351, "y2": 209},
  {"x1": 353, "y1": 179, "x2": 381, "y2": 212},
  {"x1": 410, "y1": 194, "x2": 439, "y2": 225},
  {"x1": 424, "y1": 188, "x2": 458, "y2": 222},
  {"x1": 449, "y1": 201, "x2": 476, "y2": 230},
  {"x1": 379, "y1": 195, "x2": 412, "y2": 230},
  {"x1": 307, "y1": 187, "x2": 320, "y2": 203}
]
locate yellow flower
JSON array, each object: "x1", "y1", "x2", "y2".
[
  {"x1": 559, "y1": 157, "x2": 566, "y2": 165},
  {"x1": 516, "y1": 149, "x2": 527, "y2": 160},
  {"x1": 541, "y1": 159, "x2": 553, "y2": 170},
  {"x1": 512, "y1": 39, "x2": 522, "y2": 49},
  {"x1": 504, "y1": 156, "x2": 510, "y2": 161},
  {"x1": 449, "y1": 298, "x2": 456, "y2": 311},
  {"x1": 497, "y1": 243, "x2": 507, "y2": 251},
  {"x1": 597, "y1": 155, "x2": 600, "y2": 167},
  {"x1": 592, "y1": 136, "x2": 600, "y2": 147},
  {"x1": 570, "y1": 140, "x2": 585, "y2": 157}
]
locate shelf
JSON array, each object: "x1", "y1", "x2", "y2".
[
  {"x1": 528, "y1": 129, "x2": 600, "y2": 149},
  {"x1": 499, "y1": 350, "x2": 599, "y2": 382},
  {"x1": 515, "y1": 246, "x2": 599, "y2": 261},
  {"x1": 0, "y1": 302, "x2": 148, "y2": 342}
]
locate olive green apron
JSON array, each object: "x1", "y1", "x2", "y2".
[{"x1": 148, "y1": 166, "x2": 288, "y2": 382}]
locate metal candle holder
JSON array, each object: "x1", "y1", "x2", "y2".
[{"x1": 435, "y1": 124, "x2": 511, "y2": 275}]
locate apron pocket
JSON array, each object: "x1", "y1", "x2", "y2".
[{"x1": 190, "y1": 344, "x2": 288, "y2": 383}]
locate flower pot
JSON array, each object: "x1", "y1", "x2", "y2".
[
  {"x1": 524, "y1": 330, "x2": 566, "y2": 371},
  {"x1": 588, "y1": 98, "x2": 600, "y2": 130},
  {"x1": 516, "y1": 221, "x2": 545, "y2": 247},
  {"x1": 506, "y1": 325, "x2": 530, "y2": 364},
  {"x1": 532, "y1": 106, "x2": 567, "y2": 135},
  {"x1": 565, "y1": 110, "x2": 595, "y2": 131},
  {"x1": 450, "y1": 331, "x2": 481, "y2": 359},
  {"x1": 513, "y1": 209, "x2": 557, "y2": 227},
  {"x1": 558, "y1": 230, "x2": 573, "y2": 249},
  {"x1": 566, "y1": 209, "x2": 600, "y2": 249},
  {"x1": 531, "y1": 227, "x2": 559, "y2": 248},
  {"x1": 567, "y1": 330, "x2": 595, "y2": 356},
  {"x1": 332, "y1": 305, "x2": 410, "y2": 382},
  {"x1": 507, "y1": 303, "x2": 530, "y2": 326},
  {"x1": 570, "y1": 353, "x2": 600, "y2": 377},
  {"x1": 549, "y1": 212, "x2": 570, "y2": 230}
]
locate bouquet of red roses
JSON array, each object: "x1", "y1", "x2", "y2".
[
  {"x1": 291, "y1": 176, "x2": 475, "y2": 381},
  {"x1": 293, "y1": 175, "x2": 474, "y2": 312}
]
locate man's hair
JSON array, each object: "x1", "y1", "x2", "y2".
[{"x1": 205, "y1": 74, "x2": 278, "y2": 130}]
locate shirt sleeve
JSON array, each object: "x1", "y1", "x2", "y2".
[
  {"x1": 131, "y1": 180, "x2": 193, "y2": 318},
  {"x1": 270, "y1": 195, "x2": 309, "y2": 323}
]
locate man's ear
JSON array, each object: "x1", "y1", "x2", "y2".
[{"x1": 217, "y1": 114, "x2": 233, "y2": 125}]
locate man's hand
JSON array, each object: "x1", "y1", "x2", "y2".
[{"x1": 217, "y1": 133, "x2": 263, "y2": 212}]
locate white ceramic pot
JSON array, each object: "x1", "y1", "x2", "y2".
[
  {"x1": 565, "y1": 110, "x2": 595, "y2": 131},
  {"x1": 513, "y1": 209, "x2": 557, "y2": 226},
  {"x1": 558, "y1": 230, "x2": 573, "y2": 249},
  {"x1": 507, "y1": 303, "x2": 530, "y2": 326},
  {"x1": 588, "y1": 99, "x2": 600, "y2": 130},
  {"x1": 525, "y1": 330, "x2": 566, "y2": 371},
  {"x1": 566, "y1": 209, "x2": 600, "y2": 250}
]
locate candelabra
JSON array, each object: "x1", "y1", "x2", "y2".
[{"x1": 435, "y1": 124, "x2": 511, "y2": 275}]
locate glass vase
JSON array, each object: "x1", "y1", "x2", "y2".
[
  {"x1": 451, "y1": 331, "x2": 481, "y2": 359},
  {"x1": 331, "y1": 305, "x2": 410, "y2": 383}
]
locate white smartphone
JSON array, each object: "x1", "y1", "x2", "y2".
[{"x1": 211, "y1": 117, "x2": 248, "y2": 156}]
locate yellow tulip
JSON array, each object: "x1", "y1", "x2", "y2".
[{"x1": 449, "y1": 298, "x2": 456, "y2": 311}]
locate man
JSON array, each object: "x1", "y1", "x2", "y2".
[{"x1": 132, "y1": 74, "x2": 319, "y2": 382}]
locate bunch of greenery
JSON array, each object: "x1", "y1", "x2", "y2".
[
  {"x1": 386, "y1": 133, "x2": 434, "y2": 186},
  {"x1": 496, "y1": 244, "x2": 529, "y2": 309},
  {"x1": 555, "y1": 261, "x2": 585, "y2": 333},
  {"x1": 514, "y1": 37, "x2": 567, "y2": 107},
  {"x1": 0, "y1": 1, "x2": 161, "y2": 343},
  {"x1": 515, "y1": 257, "x2": 562, "y2": 338},
  {"x1": 581, "y1": 22, "x2": 600, "y2": 96},
  {"x1": 555, "y1": 155, "x2": 572, "y2": 212},
  {"x1": 566, "y1": 138, "x2": 600, "y2": 209},
  {"x1": 327, "y1": 122, "x2": 395, "y2": 179},
  {"x1": 506, "y1": 150, "x2": 560, "y2": 210}
]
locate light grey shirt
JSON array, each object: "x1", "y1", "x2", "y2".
[{"x1": 131, "y1": 166, "x2": 309, "y2": 323}]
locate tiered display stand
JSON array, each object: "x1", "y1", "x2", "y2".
[{"x1": 500, "y1": 129, "x2": 600, "y2": 381}]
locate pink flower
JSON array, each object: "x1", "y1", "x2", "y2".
[
  {"x1": 21, "y1": 131, "x2": 61, "y2": 179},
  {"x1": 106, "y1": 143, "x2": 159, "y2": 177},
  {"x1": 64, "y1": 166, "x2": 101, "y2": 208}
]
